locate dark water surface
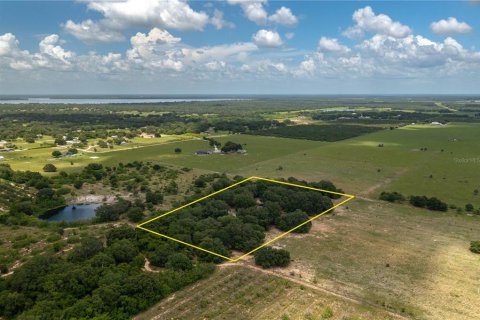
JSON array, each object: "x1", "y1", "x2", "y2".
[{"x1": 42, "y1": 204, "x2": 101, "y2": 222}]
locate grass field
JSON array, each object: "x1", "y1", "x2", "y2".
[
  {"x1": 272, "y1": 199, "x2": 480, "y2": 319},
  {"x1": 100, "y1": 135, "x2": 324, "y2": 172},
  {"x1": 233, "y1": 123, "x2": 480, "y2": 207},
  {"x1": 2, "y1": 135, "x2": 323, "y2": 173},
  {"x1": 135, "y1": 266, "x2": 396, "y2": 320}
]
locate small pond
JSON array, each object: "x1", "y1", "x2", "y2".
[{"x1": 41, "y1": 204, "x2": 102, "y2": 222}]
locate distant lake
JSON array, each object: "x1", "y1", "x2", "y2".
[
  {"x1": 42, "y1": 204, "x2": 101, "y2": 222},
  {"x1": 0, "y1": 98, "x2": 243, "y2": 105}
]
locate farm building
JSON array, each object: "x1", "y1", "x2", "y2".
[{"x1": 140, "y1": 133, "x2": 156, "y2": 139}]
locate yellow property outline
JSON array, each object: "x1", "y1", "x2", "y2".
[{"x1": 136, "y1": 176, "x2": 355, "y2": 262}]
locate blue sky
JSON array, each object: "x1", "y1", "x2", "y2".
[{"x1": 0, "y1": 1, "x2": 479, "y2": 94}]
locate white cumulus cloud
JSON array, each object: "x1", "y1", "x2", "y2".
[
  {"x1": 431, "y1": 17, "x2": 473, "y2": 35},
  {"x1": 64, "y1": 0, "x2": 209, "y2": 43},
  {"x1": 252, "y1": 29, "x2": 283, "y2": 48},
  {"x1": 268, "y1": 6, "x2": 298, "y2": 27},
  {"x1": 227, "y1": 0, "x2": 268, "y2": 25},
  {"x1": 318, "y1": 37, "x2": 351, "y2": 54},
  {"x1": 344, "y1": 6, "x2": 412, "y2": 39}
]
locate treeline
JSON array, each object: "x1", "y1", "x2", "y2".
[
  {"x1": 0, "y1": 109, "x2": 283, "y2": 142},
  {"x1": 311, "y1": 110, "x2": 480, "y2": 123},
  {"x1": 0, "y1": 225, "x2": 215, "y2": 319},
  {"x1": 379, "y1": 191, "x2": 479, "y2": 214},
  {"x1": 252, "y1": 124, "x2": 382, "y2": 142}
]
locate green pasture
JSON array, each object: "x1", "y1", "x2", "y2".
[
  {"x1": 100, "y1": 135, "x2": 323, "y2": 172},
  {"x1": 234, "y1": 123, "x2": 480, "y2": 207},
  {"x1": 3, "y1": 123, "x2": 480, "y2": 207}
]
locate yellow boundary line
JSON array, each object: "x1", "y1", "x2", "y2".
[{"x1": 136, "y1": 176, "x2": 355, "y2": 262}]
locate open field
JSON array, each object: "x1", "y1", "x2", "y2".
[
  {"x1": 100, "y1": 135, "x2": 323, "y2": 172},
  {"x1": 233, "y1": 123, "x2": 480, "y2": 207},
  {"x1": 136, "y1": 266, "x2": 397, "y2": 320},
  {"x1": 271, "y1": 199, "x2": 480, "y2": 319}
]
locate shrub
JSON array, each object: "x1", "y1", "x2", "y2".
[
  {"x1": 321, "y1": 306, "x2": 333, "y2": 318},
  {"x1": 254, "y1": 247, "x2": 290, "y2": 268},
  {"x1": 465, "y1": 203, "x2": 474, "y2": 212},
  {"x1": 379, "y1": 191, "x2": 405, "y2": 203},
  {"x1": 42, "y1": 164, "x2": 57, "y2": 173},
  {"x1": 470, "y1": 241, "x2": 480, "y2": 254},
  {"x1": 174, "y1": 147, "x2": 182, "y2": 153}
]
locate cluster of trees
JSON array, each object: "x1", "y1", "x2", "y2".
[
  {"x1": 0, "y1": 225, "x2": 215, "y2": 319},
  {"x1": 1, "y1": 164, "x2": 66, "y2": 220},
  {"x1": 380, "y1": 191, "x2": 480, "y2": 215},
  {"x1": 409, "y1": 196, "x2": 448, "y2": 211},
  {"x1": 379, "y1": 191, "x2": 448, "y2": 212},
  {"x1": 148, "y1": 176, "x2": 336, "y2": 263},
  {"x1": 221, "y1": 141, "x2": 243, "y2": 153},
  {"x1": 253, "y1": 124, "x2": 382, "y2": 142}
]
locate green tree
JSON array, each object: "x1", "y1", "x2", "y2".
[
  {"x1": 52, "y1": 150, "x2": 62, "y2": 158},
  {"x1": 146, "y1": 191, "x2": 163, "y2": 205},
  {"x1": 221, "y1": 141, "x2": 243, "y2": 153},
  {"x1": 43, "y1": 163, "x2": 57, "y2": 173},
  {"x1": 127, "y1": 207, "x2": 144, "y2": 222},
  {"x1": 166, "y1": 253, "x2": 192, "y2": 271},
  {"x1": 108, "y1": 239, "x2": 139, "y2": 263},
  {"x1": 68, "y1": 236, "x2": 103, "y2": 262},
  {"x1": 277, "y1": 210, "x2": 311, "y2": 233},
  {"x1": 106, "y1": 225, "x2": 136, "y2": 246},
  {"x1": 254, "y1": 247, "x2": 290, "y2": 268}
]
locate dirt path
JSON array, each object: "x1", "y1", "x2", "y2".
[
  {"x1": 143, "y1": 258, "x2": 160, "y2": 273},
  {"x1": 359, "y1": 168, "x2": 408, "y2": 198}
]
